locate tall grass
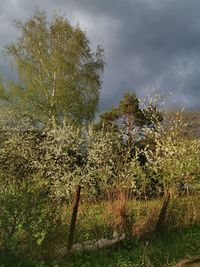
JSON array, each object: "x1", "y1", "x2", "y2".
[{"x1": 0, "y1": 194, "x2": 199, "y2": 265}]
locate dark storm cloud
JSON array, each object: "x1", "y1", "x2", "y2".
[{"x1": 0, "y1": 0, "x2": 200, "y2": 110}]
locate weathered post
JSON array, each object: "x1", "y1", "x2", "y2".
[
  {"x1": 67, "y1": 185, "x2": 81, "y2": 254},
  {"x1": 155, "y1": 191, "x2": 170, "y2": 232}
]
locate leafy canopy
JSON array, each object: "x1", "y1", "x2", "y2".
[{"x1": 4, "y1": 10, "x2": 105, "y2": 125}]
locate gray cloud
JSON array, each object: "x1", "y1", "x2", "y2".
[{"x1": 0, "y1": 0, "x2": 200, "y2": 111}]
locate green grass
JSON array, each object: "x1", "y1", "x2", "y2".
[
  {"x1": 1, "y1": 224, "x2": 199, "y2": 267},
  {"x1": 63, "y1": 224, "x2": 200, "y2": 267},
  {"x1": 0, "y1": 195, "x2": 199, "y2": 266}
]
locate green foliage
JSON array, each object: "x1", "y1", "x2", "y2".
[
  {"x1": 0, "y1": 130, "x2": 41, "y2": 180},
  {"x1": 0, "y1": 7, "x2": 200, "y2": 267},
  {"x1": 99, "y1": 92, "x2": 162, "y2": 131},
  {"x1": 4, "y1": 10, "x2": 105, "y2": 125},
  {"x1": 144, "y1": 110, "x2": 200, "y2": 194},
  {"x1": 0, "y1": 173, "x2": 60, "y2": 258},
  {"x1": 86, "y1": 127, "x2": 123, "y2": 195},
  {"x1": 100, "y1": 92, "x2": 146, "y2": 131}
]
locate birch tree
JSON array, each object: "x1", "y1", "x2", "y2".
[{"x1": 4, "y1": 10, "x2": 104, "y2": 125}]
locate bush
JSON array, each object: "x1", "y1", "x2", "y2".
[{"x1": 0, "y1": 173, "x2": 62, "y2": 259}]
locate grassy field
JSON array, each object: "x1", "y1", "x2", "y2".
[
  {"x1": 64, "y1": 224, "x2": 200, "y2": 267},
  {"x1": 0, "y1": 224, "x2": 199, "y2": 266},
  {"x1": 0, "y1": 195, "x2": 199, "y2": 267}
]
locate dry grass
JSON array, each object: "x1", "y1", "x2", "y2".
[
  {"x1": 61, "y1": 194, "x2": 200, "y2": 245},
  {"x1": 132, "y1": 208, "x2": 159, "y2": 239},
  {"x1": 166, "y1": 195, "x2": 200, "y2": 229},
  {"x1": 103, "y1": 191, "x2": 131, "y2": 234}
]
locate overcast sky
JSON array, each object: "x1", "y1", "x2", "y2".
[{"x1": 1, "y1": 0, "x2": 200, "y2": 111}]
